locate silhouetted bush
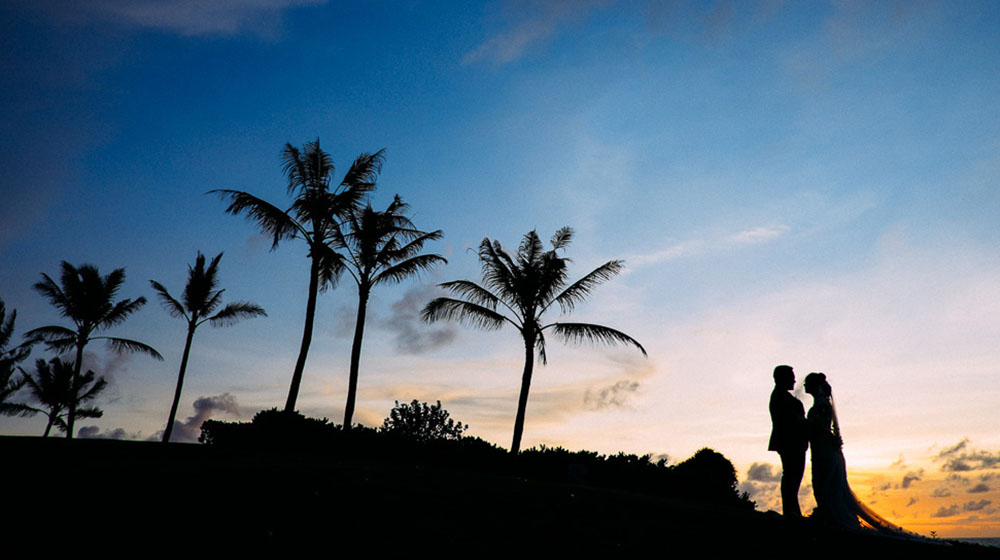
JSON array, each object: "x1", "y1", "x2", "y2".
[
  {"x1": 381, "y1": 399, "x2": 468, "y2": 442},
  {"x1": 199, "y1": 409, "x2": 753, "y2": 510}
]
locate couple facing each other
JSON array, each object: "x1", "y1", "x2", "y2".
[{"x1": 768, "y1": 365, "x2": 903, "y2": 533}]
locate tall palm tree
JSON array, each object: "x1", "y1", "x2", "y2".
[
  {"x1": 422, "y1": 227, "x2": 646, "y2": 454},
  {"x1": 211, "y1": 139, "x2": 384, "y2": 413},
  {"x1": 150, "y1": 252, "x2": 267, "y2": 442},
  {"x1": 24, "y1": 262, "x2": 162, "y2": 438},
  {"x1": 335, "y1": 195, "x2": 446, "y2": 428},
  {"x1": 20, "y1": 357, "x2": 106, "y2": 437},
  {"x1": 0, "y1": 299, "x2": 33, "y2": 418}
]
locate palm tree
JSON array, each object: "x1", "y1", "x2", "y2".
[
  {"x1": 0, "y1": 299, "x2": 33, "y2": 418},
  {"x1": 335, "y1": 195, "x2": 446, "y2": 428},
  {"x1": 150, "y1": 252, "x2": 267, "y2": 442},
  {"x1": 24, "y1": 262, "x2": 162, "y2": 438},
  {"x1": 20, "y1": 357, "x2": 106, "y2": 437},
  {"x1": 422, "y1": 227, "x2": 646, "y2": 454},
  {"x1": 211, "y1": 139, "x2": 384, "y2": 413}
]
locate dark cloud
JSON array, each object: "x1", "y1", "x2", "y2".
[
  {"x1": 905, "y1": 497, "x2": 918, "y2": 507},
  {"x1": 964, "y1": 500, "x2": 992, "y2": 512},
  {"x1": 931, "y1": 505, "x2": 961, "y2": 518},
  {"x1": 932, "y1": 488, "x2": 952, "y2": 498},
  {"x1": 968, "y1": 483, "x2": 991, "y2": 494},
  {"x1": 946, "y1": 473, "x2": 970, "y2": 485},
  {"x1": 159, "y1": 393, "x2": 240, "y2": 443},
  {"x1": 583, "y1": 379, "x2": 640, "y2": 410},
  {"x1": 941, "y1": 450, "x2": 1000, "y2": 472},
  {"x1": 889, "y1": 454, "x2": 906, "y2": 470},
  {"x1": 78, "y1": 426, "x2": 136, "y2": 439},
  {"x1": 746, "y1": 462, "x2": 782, "y2": 483},
  {"x1": 937, "y1": 438, "x2": 970, "y2": 459},
  {"x1": 900, "y1": 470, "x2": 923, "y2": 489},
  {"x1": 379, "y1": 285, "x2": 457, "y2": 354}
]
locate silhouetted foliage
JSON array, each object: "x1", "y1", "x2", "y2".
[
  {"x1": 381, "y1": 399, "x2": 467, "y2": 442},
  {"x1": 199, "y1": 409, "x2": 751, "y2": 510},
  {"x1": 19, "y1": 357, "x2": 106, "y2": 437},
  {"x1": 211, "y1": 139, "x2": 384, "y2": 413},
  {"x1": 422, "y1": 227, "x2": 646, "y2": 453},
  {"x1": 151, "y1": 252, "x2": 266, "y2": 442},
  {"x1": 336, "y1": 195, "x2": 446, "y2": 428},
  {"x1": 0, "y1": 298, "x2": 33, "y2": 418},
  {"x1": 24, "y1": 262, "x2": 162, "y2": 438}
]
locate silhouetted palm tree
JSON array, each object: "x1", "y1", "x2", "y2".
[
  {"x1": 20, "y1": 357, "x2": 106, "y2": 437},
  {"x1": 211, "y1": 139, "x2": 384, "y2": 413},
  {"x1": 24, "y1": 262, "x2": 162, "y2": 438},
  {"x1": 422, "y1": 228, "x2": 646, "y2": 453},
  {"x1": 151, "y1": 252, "x2": 266, "y2": 443},
  {"x1": 335, "y1": 195, "x2": 445, "y2": 428},
  {"x1": 0, "y1": 299, "x2": 33, "y2": 418}
]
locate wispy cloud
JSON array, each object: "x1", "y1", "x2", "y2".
[
  {"x1": 463, "y1": 0, "x2": 611, "y2": 65},
  {"x1": 28, "y1": 0, "x2": 324, "y2": 38},
  {"x1": 626, "y1": 224, "x2": 789, "y2": 268}
]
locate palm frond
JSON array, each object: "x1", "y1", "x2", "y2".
[
  {"x1": 22, "y1": 326, "x2": 78, "y2": 352},
  {"x1": 101, "y1": 337, "x2": 164, "y2": 360},
  {"x1": 544, "y1": 322, "x2": 647, "y2": 356},
  {"x1": 544, "y1": 260, "x2": 623, "y2": 314},
  {"x1": 100, "y1": 297, "x2": 147, "y2": 329},
  {"x1": 421, "y1": 298, "x2": 509, "y2": 331},
  {"x1": 550, "y1": 226, "x2": 573, "y2": 250},
  {"x1": 373, "y1": 254, "x2": 447, "y2": 286},
  {"x1": 438, "y1": 280, "x2": 500, "y2": 308},
  {"x1": 32, "y1": 273, "x2": 70, "y2": 317},
  {"x1": 209, "y1": 189, "x2": 302, "y2": 249},
  {"x1": 149, "y1": 281, "x2": 188, "y2": 320},
  {"x1": 208, "y1": 302, "x2": 268, "y2": 327},
  {"x1": 338, "y1": 149, "x2": 385, "y2": 194},
  {"x1": 73, "y1": 406, "x2": 104, "y2": 420}
]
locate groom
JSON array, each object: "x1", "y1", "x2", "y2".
[{"x1": 768, "y1": 364, "x2": 808, "y2": 518}]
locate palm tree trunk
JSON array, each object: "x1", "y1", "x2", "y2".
[
  {"x1": 343, "y1": 286, "x2": 370, "y2": 429},
  {"x1": 510, "y1": 336, "x2": 535, "y2": 454},
  {"x1": 66, "y1": 338, "x2": 85, "y2": 439},
  {"x1": 285, "y1": 254, "x2": 321, "y2": 413},
  {"x1": 163, "y1": 323, "x2": 196, "y2": 443},
  {"x1": 43, "y1": 416, "x2": 53, "y2": 437}
]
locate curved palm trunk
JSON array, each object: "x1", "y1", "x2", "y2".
[
  {"x1": 343, "y1": 286, "x2": 370, "y2": 429},
  {"x1": 43, "y1": 416, "x2": 54, "y2": 437},
  {"x1": 66, "y1": 338, "x2": 86, "y2": 439},
  {"x1": 163, "y1": 323, "x2": 196, "y2": 443},
  {"x1": 510, "y1": 336, "x2": 535, "y2": 454},
  {"x1": 285, "y1": 255, "x2": 321, "y2": 413}
]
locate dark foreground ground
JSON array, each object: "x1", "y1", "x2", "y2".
[{"x1": 2, "y1": 436, "x2": 996, "y2": 556}]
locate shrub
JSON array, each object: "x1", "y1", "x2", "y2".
[{"x1": 381, "y1": 399, "x2": 468, "y2": 442}]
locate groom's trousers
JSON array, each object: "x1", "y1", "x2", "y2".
[{"x1": 778, "y1": 449, "x2": 806, "y2": 518}]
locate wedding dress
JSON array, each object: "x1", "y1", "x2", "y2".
[{"x1": 807, "y1": 394, "x2": 908, "y2": 533}]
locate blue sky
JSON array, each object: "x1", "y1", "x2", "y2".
[{"x1": 2, "y1": 1, "x2": 1000, "y2": 536}]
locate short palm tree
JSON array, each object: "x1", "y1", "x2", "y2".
[
  {"x1": 151, "y1": 252, "x2": 266, "y2": 442},
  {"x1": 335, "y1": 195, "x2": 445, "y2": 428},
  {"x1": 24, "y1": 262, "x2": 162, "y2": 438},
  {"x1": 20, "y1": 357, "x2": 106, "y2": 437},
  {"x1": 422, "y1": 227, "x2": 646, "y2": 453},
  {"x1": 211, "y1": 139, "x2": 383, "y2": 413},
  {"x1": 0, "y1": 299, "x2": 33, "y2": 418}
]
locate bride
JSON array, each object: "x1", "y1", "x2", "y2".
[{"x1": 804, "y1": 372, "x2": 908, "y2": 533}]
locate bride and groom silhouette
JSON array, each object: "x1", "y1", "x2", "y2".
[{"x1": 768, "y1": 365, "x2": 904, "y2": 533}]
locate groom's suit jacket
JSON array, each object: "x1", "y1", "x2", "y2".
[{"x1": 768, "y1": 389, "x2": 808, "y2": 453}]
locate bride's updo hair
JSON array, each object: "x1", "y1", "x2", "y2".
[{"x1": 804, "y1": 372, "x2": 832, "y2": 397}]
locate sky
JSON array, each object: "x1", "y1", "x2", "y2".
[{"x1": 2, "y1": 0, "x2": 999, "y2": 538}]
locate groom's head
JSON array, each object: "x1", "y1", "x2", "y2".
[{"x1": 773, "y1": 365, "x2": 794, "y2": 390}]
